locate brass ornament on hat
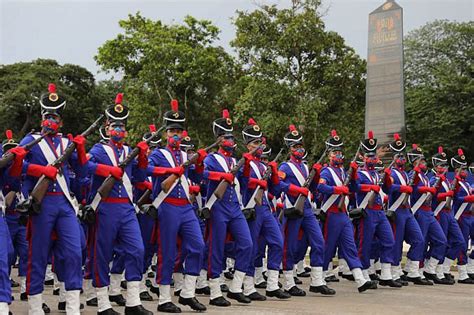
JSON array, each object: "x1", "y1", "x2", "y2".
[
  {"x1": 291, "y1": 130, "x2": 299, "y2": 136},
  {"x1": 173, "y1": 112, "x2": 180, "y2": 118},
  {"x1": 461, "y1": 155, "x2": 466, "y2": 160},
  {"x1": 49, "y1": 93, "x2": 58, "y2": 102},
  {"x1": 334, "y1": 135, "x2": 340, "y2": 141},
  {"x1": 253, "y1": 125, "x2": 260, "y2": 132},
  {"x1": 7, "y1": 139, "x2": 14, "y2": 144},
  {"x1": 184, "y1": 136, "x2": 191, "y2": 141},
  {"x1": 226, "y1": 118, "x2": 232, "y2": 125},
  {"x1": 441, "y1": 152, "x2": 446, "y2": 157},
  {"x1": 369, "y1": 139, "x2": 375, "y2": 145},
  {"x1": 114, "y1": 104, "x2": 124, "y2": 113},
  {"x1": 396, "y1": 140, "x2": 402, "y2": 146}
]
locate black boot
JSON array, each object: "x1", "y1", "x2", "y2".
[
  {"x1": 140, "y1": 291, "x2": 154, "y2": 301},
  {"x1": 304, "y1": 266, "x2": 311, "y2": 273},
  {"x1": 224, "y1": 271, "x2": 234, "y2": 280},
  {"x1": 407, "y1": 276, "x2": 433, "y2": 285},
  {"x1": 121, "y1": 280, "x2": 127, "y2": 290},
  {"x1": 195, "y1": 286, "x2": 210, "y2": 295},
  {"x1": 458, "y1": 277, "x2": 474, "y2": 284},
  {"x1": 293, "y1": 277, "x2": 302, "y2": 285},
  {"x1": 395, "y1": 278, "x2": 409, "y2": 286},
  {"x1": 246, "y1": 291, "x2": 267, "y2": 301},
  {"x1": 86, "y1": 297, "x2": 98, "y2": 307},
  {"x1": 285, "y1": 286, "x2": 306, "y2": 296},
  {"x1": 220, "y1": 284, "x2": 229, "y2": 292},
  {"x1": 444, "y1": 273, "x2": 454, "y2": 281},
  {"x1": 297, "y1": 271, "x2": 310, "y2": 278},
  {"x1": 145, "y1": 279, "x2": 152, "y2": 288},
  {"x1": 42, "y1": 303, "x2": 51, "y2": 314},
  {"x1": 341, "y1": 273, "x2": 355, "y2": 281},
  {"x1": 266, "y1": 289, "x2": 291, "y2": 299},
  {"x1": 58, "y1": 301, "x2": 84, "y2": 311},
  {"x1": 53, "y1": 288, "x2": 59, "y2": 296},
  {"x1": 379, "y1": 279, "x2": 402, "y2": 288},
  {"x1": 150, "y1": 285, "x2": 160, "y2": 298},
  {"x1": 424, "y1": 272, "x2": 454, "y2": 285},
  {"x1": 173, "y1": 290, "x2": 181, "y2": 297},
  {"x1": 157, "y1": 302, "x2": 182, "y2": 313},
  {"x1": 369, "y1": 274, "x2": 380, "y2": 281},
  {"x1": 325, "y1": 275, "x2": 340, "y2": 282},
  {"x1": 358, "y1": 280, "x2": 378, "y2": 293},
  {"x1": 20, "y1": 292, "x2": 28, "y2": 301},
  {"x1": 109, "y1": 294, "x2": 126, "y2": 306},
  {"x1": 125, "y1": 304, "x2": 153, "y2": 315},
  {"x1": 98, "y1": 308, "x2": 120, "y2": 315},
  {"x1": 468, "y1": 273, "x2": 474, "y2": 280},
  {"x1": 147, "y1": 271, "x2": 154, "y2": 278},
  {"x1": 10, "y1": 279, "x2": 19, "y2": 287},
  {"x1": 227, "y1": 291, "x2": 251, "y2": 303},
  {"x1": 309, "y1": 285, "x2": 336, "y2": 295},
  {"x1": 255, "y1": 281, "x2": 267, "y2": 289},
  {"x1": 44, "y1": 279, "x2": 54, "y2": 286},
  {"x1": 209, "y1": 296, "x2": 231, "y2": 307},
  {"x1": 178, "y1": 296, "x2": 207, "y2": 311}
]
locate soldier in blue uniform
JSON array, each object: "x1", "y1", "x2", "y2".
[
  {"x1": 318, "y1": 130, "x2": 379, "y2": 292},
  {"x1": 148, "y1": 100, "x2": 207, "y2": 313},
  {"x1": 350, "y1": 131, "x2": 400, "y2": 288},
  {"x1": 278, "y1": 125, "x2": 334, "y2": 296},
  {"x1": 86, "y1": 93, "x2": 152, "y2": 315}
]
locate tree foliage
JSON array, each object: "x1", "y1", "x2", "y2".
[
  {"x1": 404, "y1": 20, "x2": 474, "y2": 158},
  {"x1": 231, "y1": 0, "x2": 367, "y2": 160},
  {"x1": 95, "y1": 13, "x2": 237, "y2": 145}
]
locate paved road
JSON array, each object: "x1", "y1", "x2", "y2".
[{"x1": 9, "y1": 274, "x2": 474, "y2": 315}]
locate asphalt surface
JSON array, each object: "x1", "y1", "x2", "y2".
[{"x1": 9, "y1": 273, "x2": 474, "y2": 315}]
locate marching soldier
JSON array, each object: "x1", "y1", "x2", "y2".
[
  {"x1": 86, "y1": 93, "x2": 152, "y2": 314},
  {"x1": 148, "y1": 100, "x2": 207, "y2": 312},
  {"x1": 18, "y1": 83, "x2": 86, "y2": 314},
  {"x1": 450, "y1": 150, "x2": 474, "y2": 284},
  {"x1": 317, "y1": 130, "x2": 378, "y2": 292},
  {"x1": 351, "y1": 131, "x2": 400, "y2": 287},
  {"x1": 278, "y1": 125, "x2": 335, "y2": 296},
  {"x1": 384, "y1": 135, "x2": 428, "y2": 285}
]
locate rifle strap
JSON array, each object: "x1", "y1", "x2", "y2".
[
  {"x1": 32, "y1": 135, "x2": 78, "y2": 214},
  {"x1": 388, "y1": 169, "x2": 407, "y2": 212}
]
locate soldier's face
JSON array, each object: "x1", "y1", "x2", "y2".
[
  {"x1": 41, "y1": 114, "x2": 62, "y2": 134},
  {"x1": 107, "y1": 123, "x2": 127, "y2": 142},
  {"x1": 166, "y1": 129, "x2": 183, "y2": 148},
  {"x1": 435, "y1": 164, "x2": 448, "y2": 174},
  {"x1": 329, "y1": 150, "x2": 344, "y2": 166},
  {"x1": 247, "y1": 139, "x2": 264, "y2": 157}
]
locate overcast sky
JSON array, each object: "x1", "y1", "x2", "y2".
[{"x1": 1, "y1": 0, "x2": 472, "y2": 80}]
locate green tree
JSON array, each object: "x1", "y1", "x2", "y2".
[
  {"x1": 95, "y1": 13, "x2": 237, "y2": 145},
  {"x1": 0, "y1": 59, "x2": 106, "y2": 140},
  {"x1": 231, "y1": 0, "x2": 367, "y2": 160},
  {"x1": 404, "y1": 20, "x2": 474, "y2": 158}
]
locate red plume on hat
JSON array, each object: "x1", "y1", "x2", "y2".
[
  {"x1": 394, "y1": 133, "x2": 400, "y2": 141},
  {"x1": 5, "y1": 130, "x2": 12, "y2": 140},
  {"x1": 289, "y1": 124, "x2": 297, "y2": 132},
  {"x1": 115, "y1": 93, "x2": 123, "y2": 104},
  {"x1": 438, "y1": 146, "x2": 443, "y2": 154},
  {"x1": 248, "y1": 118, "x2": 257, "y2": 126},
  {"x1": 412, "y1": 143, "x2": 418, "y2": 149},
  {"x1": 331, "y1": 129, "x2": 338, "y2": 137},
  {"x1": 222, "y1": 109, "x2": 230, "y2": 119},
  {"x1": 182, "y1": 130, "x2": 188, "y2": 137},
  {"x1": 368, "y1": 130, "x2": 373, "y2": 139},
  {"x1": 171, "y1": 99, "x2": 178, "y2": 112},
  {"x1": 149, "y1": 124, "x2": 156, "y2": 133},
  {"x1": 458, "y1": 148, "x2": 464, "y2": 156},
  {"x1": 48, "y1": 83, "x2": 56, "y2": 94}
]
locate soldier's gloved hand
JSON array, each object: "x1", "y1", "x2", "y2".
[
  {"x1": 95, "y1": 164, "x2": 123, "y2": 179},
  {"x1": 221, "y1": 172, "x2": 234, "y2": 183},
  {"x1": 333, "y1": 185, "x2": 349, "y2": 195},
  {"x1": 189, "y1": 185, "x2": 200, "y2": 195},
  {"x1": 268, "y1": 161, "x2": 279, "y2": 174},
  {"x1": 287, "y1": 184, "x2": 308, "y2": 197},
  {"x1": 312, "y1": 163, "x2": 323, "y2": 173},
  {"x1": 370, "y1": 185, "x2": 380, "y2": 193},
  {"x1": 196, "y1": 149, "x2": 208, "y2": 165},
  {"x1": 438, "y1": 174, "x2": 446, "y2": 182},
  {"x1": 399, "y1": 185, "x2": 413, "y2": 194},
  {"x1": 384, "y1": 168, "x2": 391, "y2": 177},
  {"x1": 8, "y1": 146, "x2": 28, "y2": 177},
  {"x1": 349, "y1": 162, "x2": 358, "y2": 179},
  {"x1": 413, "y1": 166, "x2": 422, "y2": 174},
  {"x1": 248, "y1": 178, "x2": 267, "y2": 190},
  {"x1": 136, "y1": 141, "x2": 149, "y2": 169},
  {"x1": 243, "y1": 152, "x2": 254, "y2": 162},
  {"x1": 73, "y1": 135, "x2": 88, "y2": 165},
  {"x1": 26, "y1": 164, "x2": 58, "y2": 180},
  {"x1": 9, "y1": 146, "x2": 27, "y2": 159},
  {"x1": 463, "y1": 195, "x2": 474, "y2": 203},
  {"x1": 170, "y1": 166, "x2": 185, "y2": 177}
]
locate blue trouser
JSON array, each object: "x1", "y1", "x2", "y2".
[
  {"x1": 137, "y1": 213, "x2": 157, "y2": 274},
  {"x1": 370, "y1": 238, "x2": 380, "y2": 261},
  {"x1": 390, "y1": 208, "x2": 424, "y2": 265},
  {"x1": 457, "y1": 214, "x2": 474, "y2": 265},
  {"x1": 281, "y1": 205, "x2": 324, "y2": 270},
  {"x1": 206, "y1": 201, "x2": 252, "y2": 279},
  {"x1": 156, "y1": 202, "x2": 204, "y2": 284},
  {"x1": 254, "y1": 237, "x2": 267, "y2": 268},
  {"x1": 26, "y1": 195, "x2": 82, "y2": 295},
  {"x1": 6, "y1": 215, "x2": 28, "y2": 277},
  {"x1": 295, "y1": 232, "x2": 309, "y2": 264},
  {"x1": 323, "y1": 211, "x2": 362, "y2": 271},
  {"x1": 436, "y1": 210, "x2": 466, "y2": 262},
  {"x1": 0, "y1": 216, "x2": 11, "y2": 303},
  {"x1": 83, "y1": 222, "x2": 94, "y2": 280},
  {"x1": 110, "y1": 245, "x2": 126, "y2": 275},
  {"x1": 91, "y1": 201, "x2": 144, "y2": 288},
  {"x1": 413, "y1": 210, "x2": 447, "y2": 261},
  {"x1": 246, "y1": 205, "x2": 283, "y2": 276},
  {"x1": 356, "y1": 208, "x2": 394, "y2": 269}
]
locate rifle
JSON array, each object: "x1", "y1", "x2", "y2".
[
  {"x1": 426, "y1": 168, "x2": 448, "y2": 205},
  {"x1": 254, "y1": 148, "x2": 284, "y2": 206},
  {"x1": 401, "y1": 157, "x2": 422, "y2": 206},
  {"x1": 337, "y1": 145, "x2": 361, "y2": 210},
  {"x1": 292, "y1": 147, "x2": 329, "y2": 215},
  {"x1": 30, "y1": 115, "x2": 104, "y2": 206},
  {"x1": 214, "y1": 145, "x2": 261, "y2": 200},
  {"x1": 96, "y1": 125, "x2": 165, "y2": 199},
  {"x1": 445, "y1": 167, "x2": 463, "y2": 211},
  {"x1": 367, "y1": 159, "x2": 395, "y2": 208},
  {"x1": 160, "y1": 138, "x2": 221, "y2": 193},
  {"x1": 0, "y1": 131, "x2": 51, "y2": 169}
]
